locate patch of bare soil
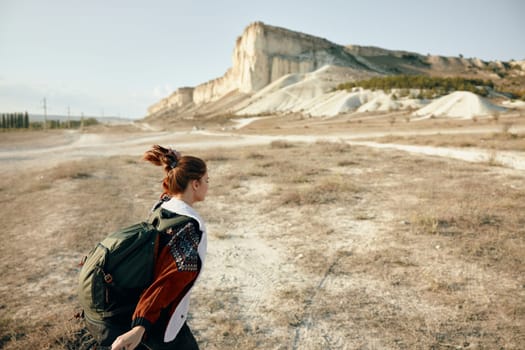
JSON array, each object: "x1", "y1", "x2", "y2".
[{"x1": 0, "y1": 120, "x2": 524, "y2": 349}]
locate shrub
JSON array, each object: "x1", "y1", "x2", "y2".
[
  {"x1": 270, "y1": 140, "x2": 294, "y2": 149},
  {"x1": 336, "y1": 75, "x2": 494, "y2": 97}
]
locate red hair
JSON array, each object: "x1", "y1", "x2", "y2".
[{"x1": 143, "y1": 145, "x2": 207, "y2": 195}]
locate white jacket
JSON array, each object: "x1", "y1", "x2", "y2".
[{"x1": 160, "y1": 198, "x2": 207, "y2": 342}]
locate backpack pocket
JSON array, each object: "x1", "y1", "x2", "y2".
[
  {"x1": 91, "y1": 265, "x2": 109, "y2": 311},
  {"x1": 79, "y1": 243, "x2": 110, "y2": 314}
]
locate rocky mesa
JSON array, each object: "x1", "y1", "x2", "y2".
[
  {"x1": 148, "y1": 21, "x2": 367, "y2": 115},
  {"x1": 147, "y1": 21, "x2": 524, "y2": 120}
]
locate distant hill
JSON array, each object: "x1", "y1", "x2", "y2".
[
  {"x1": 29, "y1": 113, "x2": 135, "y2": 124},
  {"x1": 146, "y1": 21, "x2": 525, "y2": 122}
]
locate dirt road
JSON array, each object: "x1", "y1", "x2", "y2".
[{"x1": 3, "y1": 124, "x2": 525, "y2": 172}]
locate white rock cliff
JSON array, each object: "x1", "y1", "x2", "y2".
[
  {"x1": 148, "y1": 22, "x2": 365, "y2": 115},
  {"x1": 148, "y1": 22, "x2": 518, "y2": 118}
]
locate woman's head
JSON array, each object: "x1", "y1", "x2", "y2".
[{"x1": 143, "y1": 145, "x2": 208, "y2": 201}]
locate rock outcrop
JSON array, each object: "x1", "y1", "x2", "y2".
[
  {"x1": 149, "y1": 87, "x2": 194, "y2": 115},
  {"x1": 147, "y1": 21, "x2": 522, "y2": 119},
  {"x1": 148, "y1": 22, "x2": 372, "y2": 116}
]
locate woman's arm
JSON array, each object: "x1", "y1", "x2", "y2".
[{"x1": 130, "y1": 260, "x2": 198, "y2": 331}]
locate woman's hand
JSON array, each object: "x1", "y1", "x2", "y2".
[{"x1": 111, "y1": 326, "x2": 145, "y2": 350}]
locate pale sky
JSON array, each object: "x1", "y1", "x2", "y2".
[{"x1": 1, "y1": 0, "x2": 523, "y2": 119}]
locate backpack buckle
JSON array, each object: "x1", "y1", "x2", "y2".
[{"x1": 104, "y1": 273, "x2": 113, "y2": 284}]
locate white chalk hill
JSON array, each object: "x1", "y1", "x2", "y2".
[
  {"x1": 236, "y1": 65, "x2": 505, "y2": 119},
  {"x1": 412, "y1": 91, "x2": 506, "y2": 119}
]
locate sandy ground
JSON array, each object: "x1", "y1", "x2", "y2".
[
  {"x1": 1, "y1": 116, "x2": 524, "y2": 349},
  {"x1": 3, "y1": 120, "x2": 525, "y2": 173}
]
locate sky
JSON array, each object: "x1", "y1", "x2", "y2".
[{"x1": 1, "y1": 0, "x2": 524, "y2": 119}]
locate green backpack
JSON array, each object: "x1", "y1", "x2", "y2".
[{"x1": 78, "y1": 203, "x2": 194, "y2": 345}]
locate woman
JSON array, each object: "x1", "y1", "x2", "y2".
[{"x1": 111, "y1": 144, "x2": 209, "y2": 350}]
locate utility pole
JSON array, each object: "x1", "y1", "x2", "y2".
[
  {"x1": 42, "y1": 98, "x2": 47, "y2": 130},
  {"x1": 67, "y1": 106, "x2": 71, "y2": 129}
]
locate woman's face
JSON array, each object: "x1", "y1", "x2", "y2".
[{"x1": 194, "y1": 173, "x2": 209, "y2": 202}]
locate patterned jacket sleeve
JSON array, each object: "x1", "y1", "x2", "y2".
[{"x1": 131, "y1": 221, "x2": 201, "y2": 333}]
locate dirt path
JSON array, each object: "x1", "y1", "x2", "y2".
[
  {"x1": 198, "y1": 129, "x2": 525, "y2": 172},
  {"x1": 3, "y1": 126, "x2": 525, "y2": 173},
  {"x1": 349, "y1": 140, "x2": 525, "y2": 170}
]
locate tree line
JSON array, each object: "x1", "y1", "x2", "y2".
[
  {"x1": 335, "y1": 75, "x2": 497, "y2": 98},
  {"x1": 1, "y1": 112, "x2": 30, "y2": 129},
  {"x1": 1, "y1": 112, "x2": 99, "y2": 130}
]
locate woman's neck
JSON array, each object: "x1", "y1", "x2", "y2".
[{"x1": 173, "y1": 192, "x2": 194, "y2": 207}]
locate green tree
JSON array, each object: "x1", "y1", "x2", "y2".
[{"x1": 336, "y1": 75, "x2": 496, "y2": 97}]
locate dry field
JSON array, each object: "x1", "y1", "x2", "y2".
[{"x1": 0, "y1": 114, "x2": 524, "y2": 349}]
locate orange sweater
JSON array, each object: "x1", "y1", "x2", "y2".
[{"x1": 131, "y1": 221, "x2": 201, "y2": 335}]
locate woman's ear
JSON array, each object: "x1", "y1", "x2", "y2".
[{"x1": 191, "y1": 179, "x2": 200, "y2": 192}]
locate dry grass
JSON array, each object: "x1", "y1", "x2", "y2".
[
  {"x1": 196, "y1": 141, "x2": 524, "y2": 349},
  {"x1": 232, "y1": 111, "x2": 524, "y2": 137},
  {"x1": 366, "y1": 128, "x2": 525, "y2": 151},
  {"x1": 0, "y1": 155, "x2": 160, "y2": 350},
  {"x1": 1, "y1": 131, "x2": 524, "y2": 349}
]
